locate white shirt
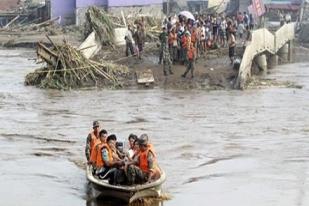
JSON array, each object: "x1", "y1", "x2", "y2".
[
  {"x1": 201, "y1": 27, "x2": 206, "y2": 40},
  {"x1": 125, "y1": 29, "x2": 133, "y2": 43}
]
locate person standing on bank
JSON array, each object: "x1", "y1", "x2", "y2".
[
  {"x1": 85, "y1": 121, "x2": 101, "y2": 163},
  {"x1": 158, "y1": 26, "x2": 168, "y2": 64},
  {"x1": 182, "y1": 43, "x2": 196, "y2": 79},
  {"x1": 163, "y1": 44, "x2": 173, "y2": 76},
  {"x1": 125, "y1": 25, "x2": 134, "y2": 57},
  {"x1": 228, "y1": 32, "x2": 236, "y2": 64}
]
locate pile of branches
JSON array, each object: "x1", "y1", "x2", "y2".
[
  {"x1": 84, "y1": 6, "x2": 115, "y2": 46},
  {"x1": 25, "y1": 40, "x2": 129, "y2": 90}
]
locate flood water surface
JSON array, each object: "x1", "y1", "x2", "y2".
[{"x1": 0, "y1": 49, "x2": 309, "y2": 206}]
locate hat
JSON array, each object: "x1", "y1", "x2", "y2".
[
  {"x1": 138, "y1": 134, "x2": 149, "y2": 146},
  {"x1": 185, "y1": 31, "x2": 191, "y2": 36},
  {"x1": 93, "y1": 121, "x2": 100, "y2": 128}
]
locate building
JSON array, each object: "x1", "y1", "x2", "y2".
[
  {"x1": 47, "y1": 0, "x2": 163, "y2": 25},
  {"x1": 0, "y1": 0, "x2": 20, "y2": 11}
]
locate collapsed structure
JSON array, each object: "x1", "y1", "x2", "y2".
[{"x1": 25, "y1": 7, "x2": 131, "y2": 90}]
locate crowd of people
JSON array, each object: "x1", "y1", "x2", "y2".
[
  {"x1": 158, "y1": 11, "x2": 255, "y2": 77},
  {"x1": 85, "y1": 121, "x2": 161, "y2": 185},
  {"x1": 124, "y1": 11, "x2": 255, "y2": 78}
]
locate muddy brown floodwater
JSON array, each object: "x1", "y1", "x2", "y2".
[{"x1": 0, "y1": 49, "x2": 309, "y2": 206}]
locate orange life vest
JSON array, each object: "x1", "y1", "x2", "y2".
[
  {"x1": 139, "y1": 148, "x2": 156, "y2": 173},
  {"x1": 187, "y1": 47, "x2": 196, "y2": 60},
  {"x1": 90, "y1": 130, "x2": 100, "y2": 156},
  {"x1": 191, "y1": 31, "x2": 197, "y2": 44},
  {"x1": 90, "y1": 140, "x2": 101, "y2": 164},
  {"x1": 186, "y1": 36, "x2": 191, "y2": 49},
  {"x1": 95, "y1": 143, "x2": 113, "y2": 168}
]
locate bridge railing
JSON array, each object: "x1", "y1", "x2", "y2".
[
  {"x1": 275, "y1": 23, "x2": 295, "y2": 52},
  {"x1": 236, "y1": 23, "x2": 295, "y2": 89}
]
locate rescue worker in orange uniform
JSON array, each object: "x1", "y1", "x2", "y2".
[
  {"x1": 89, "y1": 129, "x2": 108, "y2": 171},
  {"x1": 126, "y1": 134, "x2": 161, "y2": 185},
  {"x1": 85, "y1": 121, "x2": 101, "y2": 163},
  {"x1": 96, "y1": 134, "x2": 125, "y2": 184},
  {"x1": 182, "y1": 43, "x2": 196, "y2": 78}
]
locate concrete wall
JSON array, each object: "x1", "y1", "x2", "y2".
[
  {"x1": 76, "y1": 0, "x2": 107, "y2": 8},
  {"x1": 108, "y1": 0, "x2": 162, "y2": 7},
  {"x1": 0, "y1": 0, "x2": 19, "y2": 11},
  {"x1": 50, "y1": 0, "x2": 75, "y2": 25},
  {"x1": 75, "y1": 0, "x2": 163, "y2": 25},
  {"x1": 108, "y1": 4, "x2": 163, "y2": 18}
]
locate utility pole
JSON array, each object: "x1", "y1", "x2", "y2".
[{"x1": 167, "y1": 0, "x2": 170, "y2": 16}]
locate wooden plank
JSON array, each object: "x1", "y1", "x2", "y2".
[
  {"x1": 37, "y1": 42, "x2": 58, "y2": 66},
  {"x1": 3, "y1": 15, "x2": 20, "y2": 28},
  {"x1": 136, "y1": 69, "x2": 155, "y2": 84}
]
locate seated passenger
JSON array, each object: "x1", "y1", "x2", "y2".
[
  {"x1": 89, "y1": 129, "x2": 108, "y2": 170},
  {"x1": 139, "y1": 133, "x2": 156, "y2": 156},
  {"x1": 126, "y1": 135, "x2": 161, "y2": 185},
  {"x1": 96, "y1": 134, "x2": 125, "y2": 184},
  {"x1": 127, "y1": 134, "x2": 138, "y2": 159}
]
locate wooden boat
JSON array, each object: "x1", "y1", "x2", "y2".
[{"x1": 86, "y1": 165, "x2": 166, "y2": 203}]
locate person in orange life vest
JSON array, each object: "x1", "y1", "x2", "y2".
[
  {"x1": 191, "y1": 27, "x2": 197, "y2": 48},
  {"x1": 85, "y1": 121, "x2": 101, "y2": 163},
  {"x1": 126, "y1": 134, "x2": 159, "y2": 185},
  {"x1": 182, "y1": 43, "x2": 196, "y2": 79},
  {"x1": 89, "y1": 129, "x2": 108, "y2": 169},
  {"x1": 96, "y1": 134, "x2": 125, "y2": 183},
  {"x1": 139, "y1": 133, "x2": 156, "y2": 156}
]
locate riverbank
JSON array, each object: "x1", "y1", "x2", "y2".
[
  {"x1": 0, "y1": 30, "x2": 239, "y2": 90},
  {"x1": 1, "y1": 29, "x2": 307, "y2": 91}
]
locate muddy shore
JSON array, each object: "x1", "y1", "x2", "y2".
[
  {"x1": 0, "y1": 30, "x2": 240, "y2": 90},
  {"x1": 0, "y1": 30, "x2": 307, "y2": 90}
]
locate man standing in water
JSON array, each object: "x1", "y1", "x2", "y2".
[{"x1": 85, "y1": 121, "x2": 101, "y2": 163}]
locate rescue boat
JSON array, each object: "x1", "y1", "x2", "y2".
[{"x1": 86, "y1": 165, "x2": 166, "y2": 203}]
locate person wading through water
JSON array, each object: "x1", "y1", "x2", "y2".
[{"x1": 85, "y1": 121, "x2": 101, "y2": 164}]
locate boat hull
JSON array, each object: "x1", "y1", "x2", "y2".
[{"x1": 86, "y1": 166, "x2": 165, "y2": 203}]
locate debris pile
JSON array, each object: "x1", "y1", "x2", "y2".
[
  {"x1": 84, "y1": 6, "x2": 115, "y2": 46},
  {"x1": 25, "y1": 38, "x2": 129, "y2": 89}
]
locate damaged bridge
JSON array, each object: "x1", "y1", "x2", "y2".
[{"x1": 235, "y1": 23, "x2": 295, "y2": 89}]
